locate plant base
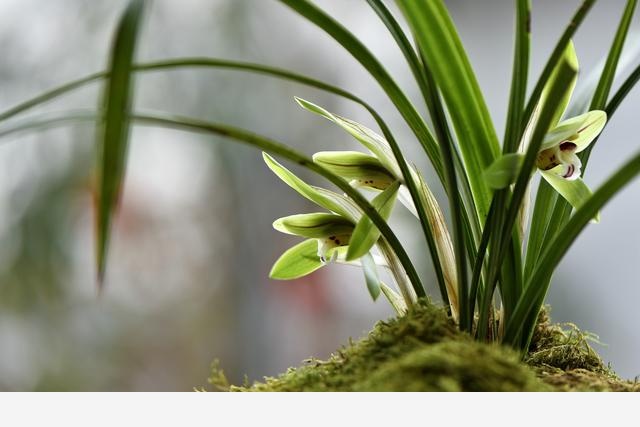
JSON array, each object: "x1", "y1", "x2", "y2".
[{"x1": 208, "y1": 300, "x2": 639, "y2": 392}]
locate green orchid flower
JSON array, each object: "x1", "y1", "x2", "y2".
[
  {"x1": 263, "y1": 152, "x2": 407, "y2": 306},
  {"x1": 537, "y1": 111, "x2": 606, "y2": 180},
  {"x1": 294, "y1": 98, "x2": 460, "y2": 320},
  {"x1": 312, "y1": 151, "x2": 397, "y2": 191},
  {"x1": 273, "y1": 212, "x2": 354, "y2": 262},
  {"x1": 486, "y1": 41, "x2": 606, "y2": 221}
]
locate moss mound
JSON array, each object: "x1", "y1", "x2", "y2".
[{"x1": 208, "y1": 300, "x2": 639, "y2": 392}]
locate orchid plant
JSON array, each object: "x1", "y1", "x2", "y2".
[{"x1": 1, "y1": 0, "x2": 640, "y2": 354}]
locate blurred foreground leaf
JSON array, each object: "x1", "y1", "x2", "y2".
[{"x1": 96, "y1": 0, "x2": 146, "y2": 286}]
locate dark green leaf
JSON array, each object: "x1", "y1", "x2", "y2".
[
  {"x1": 96, "y1": 0, "x2": 146, "y2": 285},
  {"x1": 397, "y1": 0, "x2": 501, "y2": 221}
]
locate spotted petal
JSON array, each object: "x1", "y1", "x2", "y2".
[
  {"x1": 541, "y1": 110, "x2": 607, "y2": 152},
  {"x1": 540, "y1": 171, "x2": 600, "y2": 223},
  {"x1": 312, "y1": 151, "x2": 396, "y2": 190},
  {"x1": 570, "y1": 110, "x2": 607, "y2": 152},
  {"x1": 273, "y1": 213, "x2": 354, "y2": 238}
]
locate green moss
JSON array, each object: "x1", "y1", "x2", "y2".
[
  {"x1": 209, "y1": 300, "x2": 639, "y2": 392},
  {"x1": 355, "y1": 341, "x2": 545, "y2": 391},
  {"x1": 526, "y1": 308, "x2": 640, "y2": 392}
]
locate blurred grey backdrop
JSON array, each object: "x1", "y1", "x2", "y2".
[{"x1": 0, "y1": 0, "x2": 637, "y2": 390}]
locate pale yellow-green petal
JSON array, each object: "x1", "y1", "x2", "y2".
[
  {"x1": 540, "y1": 171, "x2": 599, "y2": 223},
  {"x1": 313, "y1": 150, "x2": 396, "y2": 189},
  {"x1": 273, "y1": 213, "x2": 354, "y2": 238},
  {"x1": 295, "y1": 97, "x2": 402, "y2": 177},
  {"x1": 269, "y1": 239, "x2": 324, "y2": 280},
  {"x1": 346, "y1": 181, "x2": 400, "y2": 261},
  {"x1": 572, "y1": 110, "x2": 607, "y2": 152},
  {"x1": 263, "y1": 153, "x2": 353, "y2": 219},
  {"x1": 540, "y1": 113, "x2": 589, "y2": 150},
  {"x1": 361, "y1": 252, "x2": 381, "y2": 301}
]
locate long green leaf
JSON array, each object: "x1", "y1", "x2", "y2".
[
  {"x1": 523, "y1": 42, "x2": 580, "y2": 281},
  {"x1": 590, "y1": 0, "x2": 638, "y2": 110},
  {"x1": 0, "y1": 110, "x2": 426, "y2": 299},
  {"x1": 131, "y1": 112, "x2": 427, "y2": 298},
  {"x1": 480, "y1": 55, "x2": 578, "y2": 338},
  {"x1": 296, "y1": 97, "x2": 450, "y2": 304},
  {"x1": 505, "y1": 148, "x2": 640, "y2": 347},
  {"x1": 606, "y1": 62, "x2": 640, "y2": 117},
  {"x1": 0, "y1": 55, "x2": 436, "y2": 299},
  {"x1": 278, "y1": 0, "x2": 455, "y2": 304},
  {"x1": 503, "y1": 0, "x2": 531, "y2": 154},
  {"x1": 418, "y1": 58, "x2": 470, "y2": 329},
  {"x1": 367, "y1": 0, "x2": 482, "y2": 279},
  {"x1": 397, "y1": 0, "x2": 501, "y2": 221},
  {"x1": 523, "y1": 180, "x2": 558, "y2": 278},
  {"x1": 278, "y1": 0, "x2": 443, "y2": 179},
  {"x1": 527, "y1": 0, "x2": 636, "y2": 284},
  {"x1": 520, "y1": 0, "x2": 596, "y2": 134},
  {"x1": 581, "y1": 0, "x2": 638, "y2": 165},
  {"x1": 96, "y1": 0, "x2": 146, "y2": 285}
]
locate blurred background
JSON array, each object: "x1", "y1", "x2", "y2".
[{"x1": 0, "y1": 0, "x2": 638, "y2": 391}]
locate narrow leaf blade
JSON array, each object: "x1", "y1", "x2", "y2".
[
  {"x1": 397, "y1": 0, "x2": 501, "y2": 220},
  {"x1": 96, "y1": 0, "x2": 146, "y2": 285}
]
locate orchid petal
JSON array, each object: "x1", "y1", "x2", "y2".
[
  {"x1": 263, "y1": 153, "x2": 353, "y2": 219},
  {"x1": 540, "y1": 113, "x2": 590, "y2": 150},
  {"x1": 484, "y1": 153, "x2": 525, "y2": 189},
  {"x1": 269, "y1": 239, "x2": 325, "y2": 280},
  {"x1": 361, "y1": 252, "x2": 381, "y2": 301},
  {"x1": 312, "y1": 151, "x2": 395, "y2": 190},
  {"x1": 273, "y1": 213, "x2": 354, "y2": 238},
  {"x1": 540, "y1": 171, "x2": 600, "y2": 223},
  {"x1": 346, "y1": 181, "x2": 400, "y2": 261},
  {"x1": 311, "y1": 186, "x2": 361, "y2": 222},
  {"x1": 295, "y1": 97, "x2": 401, "y2": 177},
  {"x1": 570, "y1": 110, "x2": 607, "y2": 152}
]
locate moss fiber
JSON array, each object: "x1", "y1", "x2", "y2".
[{"x1": 208, "y1": 300, "x2": 639, "y2": 392}]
